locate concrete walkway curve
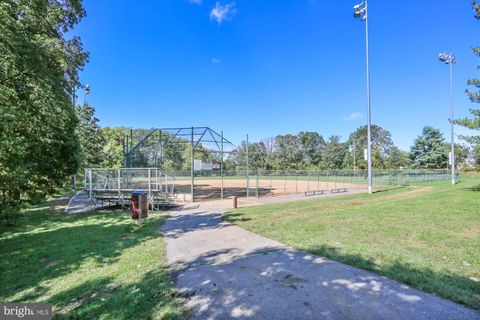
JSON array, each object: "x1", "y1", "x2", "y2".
[{"x1": 162, "y1": 197, "x2": 480, "y2": 320}]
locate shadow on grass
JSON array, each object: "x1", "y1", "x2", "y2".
[
  {"x1": 0, "y1": 210, "x2": 160, "y2": 301},
  {"x1": 48, "y1": 269, "x2": 182, "y2": 320},
  {"x1": 221, "y1": 212, "x2": 252, "y2": 222},
  {"x1": 305, "y1": 244, "x2": 480, "y2": 311},
  {"x1": 0, "y1": 206, "x2": 186, "y2": 318},
  {"x1": 464, "y1": 184, "x2": 480, "y2": 192},
  {"x1": 372, "y1": 186, "x2": 408, "y2": 194}
]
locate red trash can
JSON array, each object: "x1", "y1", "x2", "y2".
[{"x1": 131, "y1": 190, "x2": 148, "y2": 220}]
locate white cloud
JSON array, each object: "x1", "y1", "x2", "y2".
[
  {"x1": 189, "y1": 0, "x2": 202, "y2": 4},
  {"x1": 210, "y1": 2, "x2": 236, "y2": 24},
  {"x1": 343, "y1": 112, "x2": 362, "y2": 121},
  {"x1": 212, "y1": 58, "x2": 222, "y2": 64}
]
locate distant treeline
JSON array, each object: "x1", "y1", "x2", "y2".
[{"x1": 77, "y1": 106, "x2": 474, "y2": 173}]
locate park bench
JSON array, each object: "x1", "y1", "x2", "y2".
[
  {"x1": 304, "y1": 190, "x2": 327, "y2": 196},
  {"x1": 331, "y1": 188, "x2": 348, "y2": 194}
]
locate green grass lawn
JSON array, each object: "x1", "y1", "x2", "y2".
[
  {"x1": 224, "y1": 174, "x2": 480, "y2": 310},
  {"x1": 0, "y1": 194, "x2": 184, "y2": 319}
]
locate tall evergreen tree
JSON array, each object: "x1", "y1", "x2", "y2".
[
  {"x1": 409, "y1": 127, "x2": 448, "y2": 169},
  {"x1": 455, "y1": 1, "x2": 480, "y2": 168}
]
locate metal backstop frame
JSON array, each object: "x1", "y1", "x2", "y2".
[{"x1": 123, "y1": 127, "x2": 236, "y2": 202}]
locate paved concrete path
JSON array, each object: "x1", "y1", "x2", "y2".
[{"x1": 162, "y1": 197, "x2": 480, "y2": 320}]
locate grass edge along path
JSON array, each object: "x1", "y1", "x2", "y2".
[
  {"x1": 224, "y1": 177, "x2": 480, "y2": 310},
  {"x1": 0, "y1": 195, "x2": 185, "y2": 320}
]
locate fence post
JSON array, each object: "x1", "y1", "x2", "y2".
[
  {"x1": 295, "y1": 175, "x2": 298, "y2": 194},
  {"x1": 117, "y1": 169, "x2": 121, "y2": 199},
  {"x1": 256, "y1": 172, "x2": 259, "y2": 198},
  {"x1": 270, "y1": 172, "x2": 273, "y2": 196},
  {"x1": 326, "y1": 171, "x2": 329, "y2": 190},
  {"x1": 221, "y1": 130, "x2": 224, "y2": 199},
  {"x1": 333, "y1": 170, "x2": 337, "y2": 190},
  {"x1": 307, "y1": 173, "x2": 309, "y2": 192},
  {"x1": 88, "y1": 169, "x2": 92, "y2": 200},
  {"x1": 190, "y1": 127, "x2": 194, "y2": 202},
  {"x1": 148, "y1": 168, "x2": 151, "y2": 198}
]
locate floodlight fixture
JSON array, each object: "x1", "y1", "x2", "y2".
[
  {"x1": 353, "y1": 1, "x2": 367, "y2": 19},
  {"x1": 438, "y1": 52, "x2": 456, "y2": 64},
  {"x1": 83, "y1": 84, "x2": 91, "y2": 105}
]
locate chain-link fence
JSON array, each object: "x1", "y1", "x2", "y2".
[
  {"x1": 85, "y1": 168, "x2": 177, "y2": 208},
  {"x1": 86, "y1": 168, "x2": 459, "y2": 203},
  {"x1": 168, "y1": 168, "x2": 459, "y2": 201}
]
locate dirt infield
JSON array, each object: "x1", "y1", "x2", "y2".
[{"x1": 174, "y1": 178, "x2": 367, "y2": 200}]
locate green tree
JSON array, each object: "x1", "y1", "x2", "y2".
[
  {"x1": 158, "y1": 132, "x2": 185, "y2": 171},
  {"x1": 454, "y1": 1, "x2": 480, "y2": 168},
  {"x1": 0, "y1": 0, "x2": 87, "y2": 216},
  {"x1": 452, "y1": 143, "x2": 470, "y2": 168},
  {"x1": 182, "y1": 143, "x2": 212, "y2": 171},
  {"x1": 473, "y1": 144, "x2": 480, "y2": 167},
  {"x1": 409, "y1": 127, "x2": 448, "y2": 169},
  {"x1": 348, "y1": 125, "x2": 394, "y2": 169},
  {"x1": 101, "y1": 127, "x2": 126, "y2": 168},
  {"x1": 297, "y1": 131, "x2": 325, "y2": 168},
  {"x1": 386, "y1": 146, "x2": 409, "y2": 169},
  {"x1": 273, "y1": 134, "x2": 303, "y2": 170},
  {"x1": 76, "y1": 103, "x2": 105, "y2": 168},
  {"x1": 321, "y1": 136, "x2": 348, "y2": 170},
  {"x1": 231, "y1": 141, "x2": 269, "y2": 171}
]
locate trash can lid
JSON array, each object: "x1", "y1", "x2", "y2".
[{"x1": 132, "y1": 190, "x2": 148, "y2": 195}]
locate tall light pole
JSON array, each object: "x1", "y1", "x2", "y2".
[
  {"x1": 354, "y1": 0, "x2": 373, "y2": 194},
  {"x1": 438, "y1": 52, "x2": 456, "y2": 185}
]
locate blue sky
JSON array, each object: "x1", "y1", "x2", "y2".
[{"x1": 75, "y1": 0, "x2": 479, "y2": 150}]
